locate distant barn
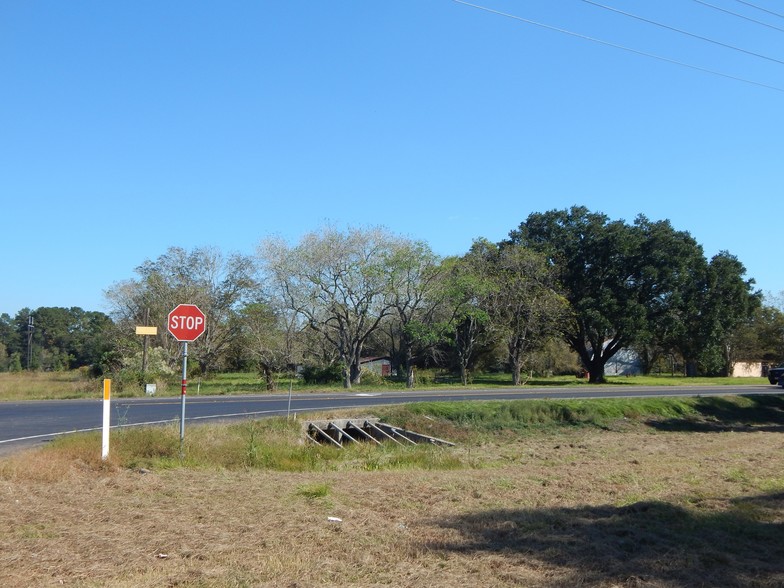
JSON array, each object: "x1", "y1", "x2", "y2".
[{"x1": 360, "y1": 356, "x2": 392, "y2": 377}]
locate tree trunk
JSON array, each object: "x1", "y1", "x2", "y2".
[
  {"x1": 722, "y1": 343, "x2": 732, "y2": 377},
  {"x1": 588, "y1": 365, "x2": 606, "y2": 384},
  {"x1": 509, "y1": 337, "x2": 524, "y2": 386},
  {"x1": 511, "y1": 361, "x2": 522, "y2": 386},
  {"x1": 455, "y1": 317, "x2": 477, "y2": 387},
  {"x1": 347, "y1": 343, "x2": 364, "y2": 386},
  {"x1": 506, "y1": 331, "x2": 528, "y2": 386},
  {"x1": 459, "y1": 364, "x2": 469, "y2": 386},
  {"x1": 584, "y1": 351, "x2": 608, "y2": 383},
  {"x1": 350, "y1": 362, "x2": 362, "y2": 386},
  {"x1": 573, "y1": 341, "x2": 608, "y2": 384},
  {"x1": 401, "y1": 346, "x2": 416, "y2": 389},
  {"x1": 260, "y1": 363, "x2": 276, "y2": 391}
]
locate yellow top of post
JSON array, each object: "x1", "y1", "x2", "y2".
[{"x1": 103, "y1": 379, "x2": 111, "y2": 401}]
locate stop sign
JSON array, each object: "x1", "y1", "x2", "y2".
[{"x1": 167, "y1": 304, "x2": 206, "y2": 342}]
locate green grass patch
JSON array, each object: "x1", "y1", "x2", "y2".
[
  {"x1": 387, "y1": 397, "x2": 698, "y2": 432},
  {"x1": 42, "y1": 395, "x2": 784, "y2": 472},
  {"x1": 440, "y1": 371, "x2": 771, "y2": 388},
  {"x1": 0, "y1": 369, "x2": 774, "y2": 401},
  {"x1": 295, "y1": 482, "x2": 331, "y2": 499},
  {"x1": 603, "y1": 375, "x2": 770, "y2": 387},
  {"x1": 359, "y1": 444, "x2": 465, "y2": 471},
  {"x1": 384, "y1": 394, "x2": 784, "y2": 433}
]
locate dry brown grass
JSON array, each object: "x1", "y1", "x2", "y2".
[
  {"x1": 1, "y1": 422, "x2": 783, "y2": 587},
  {"x1": 0, "y1": 371, "x2": 97, "y2": 401}
]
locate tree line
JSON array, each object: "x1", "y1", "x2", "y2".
[
  {"x1": 0, "y1": 307, "x2": 113, "y2": 373},
  {"x1": 3, "y1": 206, "x2": 784, "y2": 386}
]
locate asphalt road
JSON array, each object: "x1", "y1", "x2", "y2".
[{"x1": 1, "y1": 384, "x2": 781, "y2": 454}]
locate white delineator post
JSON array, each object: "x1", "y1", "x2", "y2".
[{"x1": 102, "y1": 379, "x2": 111, "y2": 460}]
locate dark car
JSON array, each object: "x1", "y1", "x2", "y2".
[{"x1": 768, "y1": 363, "x2": 784, "y2": 386}]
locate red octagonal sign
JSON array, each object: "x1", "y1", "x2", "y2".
[{"x1": 168, "y1": 304, "x2": 206, "y2": 342}]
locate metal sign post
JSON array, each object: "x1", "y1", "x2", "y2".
[{"x1": 179, "y1": 342, "x2": 188, "y2": 457}]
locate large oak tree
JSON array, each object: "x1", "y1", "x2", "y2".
[{"x1": 508, "y1": 206, "x2": 721, "y2": 383}]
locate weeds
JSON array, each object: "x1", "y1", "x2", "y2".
[
  {"x1": 361, "y1": 445, "x2": 464, "y2": 471},
  {"x1": 245, "y1": 421, "x2": 261, "y2": 466},
  {"x1": 296, "y1": 483, "x2": 331, "y2": 499},
  {"x1": 114, "y1": 403, "x2": 131, "y2": 427},
  {"x1": 45, "y1": 416, "x2": 468, "y2": 473}
]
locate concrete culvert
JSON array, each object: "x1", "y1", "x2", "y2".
[{"x1": 305, "y1": 418, "x2": 454, "y2": 448}]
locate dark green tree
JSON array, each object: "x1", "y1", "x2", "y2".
[
  {"x1": 0, "y1": 313, "x2": 16, "y2": 370},
  {"x1": 508, "y1": 206, "x2": 709, "y2": 383},
  {"x1": 8, "y1": 307, "x2": 113, "y2": 371},
  {"x1": 0, "y1": 313, "x2": 14, "y2": 348},
  {"x1": 756, "y1": 305, "x2": 784, "y2": 362},
  {"x1": 70, "y1": 309, "x2": 115, "y2": 370},
  {"x1": 672, "y1": 252, "x2": 760, "y2": 376},
  {"x1": 728, "y1": 304, "x2": 784, "y2": 366}
]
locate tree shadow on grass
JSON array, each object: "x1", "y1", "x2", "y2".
[
  {"x1": 647, "y1": 395, "x2": 784, "y2": 433},
  {"x1": 424, "y1": 493, "x2": 784, "y2": 587}
]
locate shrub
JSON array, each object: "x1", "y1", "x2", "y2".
[
  {"x1": 301, "y1": 363, "x2": 344, "y2": 384},
  {"x1": 358, "y1": 368, "x2": 386, "y2": 386}
]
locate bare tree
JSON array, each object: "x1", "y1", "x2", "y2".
[
  {"x1": 259, "y1": 226, "x2": 412, "y2": 388},
  {"x1": 385, "y1": 240, "x2": 449, "y2": 388},
  {"x1": 239, "y1": 302, "x2": 301, "y2": 390},
  {"x1": 106, "y1": 246, "x2": 257, "y2": 374}
]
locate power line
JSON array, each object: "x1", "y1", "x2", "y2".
[
  {"x1": 580, "y1": 0, "x2": 784, "y2": 66},
  {"x1": 691, "y1": 0, "x2": 784, "y2": 34},
  {"x1": 451, "y1": 0, "x2": 784, "y2": 93},
  {"x1": 731, "y1": 0, "x2": 784, "y2": 20}
]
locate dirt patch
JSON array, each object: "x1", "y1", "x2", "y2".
[{"x1": 1, "y1": 427, "x2": 783, "y2": 587}]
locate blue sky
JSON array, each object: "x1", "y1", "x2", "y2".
[{"x1": 2, "y1": 0, "x2": 782, "y2": 316}]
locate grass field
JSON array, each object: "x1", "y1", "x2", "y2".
[
  {"x1": 0, "y1": 370, "x2": 773, "y2": 401},
  {"x1": 1, "y1": 396, "x2": 783, "y2": 587}
]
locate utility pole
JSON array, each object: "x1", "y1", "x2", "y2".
[
  {"x1": 135, "y1": 311, "x2": 158, "y2": 394},
  {"x1": 26, "y1": 314, "x2": 34, "y2": 370},
  {"x1": 141, "y1": 308, "x2": 150, "y2": 375}
]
